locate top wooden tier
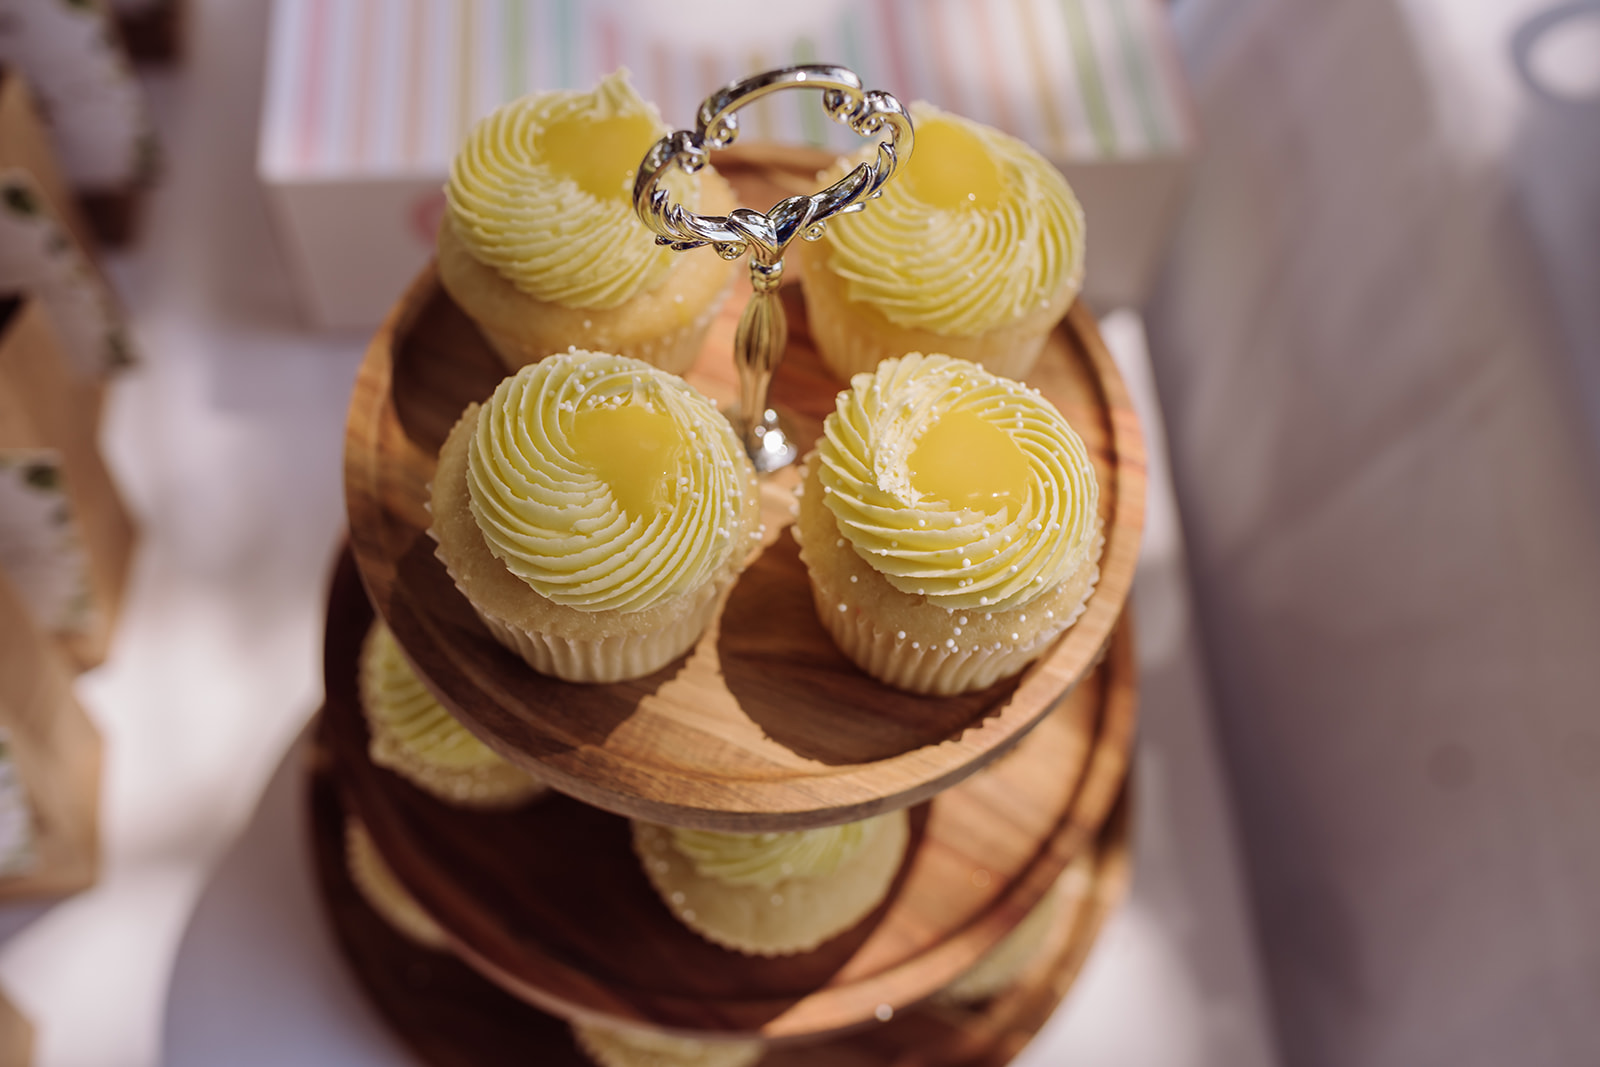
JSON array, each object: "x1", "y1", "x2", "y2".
[{"x1": 343, "y1": 147, "x2": 1145, "y2": 832}]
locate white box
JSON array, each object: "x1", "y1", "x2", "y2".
[{"x1": 260, "y1": 0, "x2": 1193, "y2": 328}]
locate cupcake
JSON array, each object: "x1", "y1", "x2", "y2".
[
  {"x1": 439, "y1": 71, "x2": 737, "y2": 375},
  {"x1": 795, "y1": 103, "x2": 1085, "y2": 382},
  {"x1": 793, "y1": 353, "x2": 1102, "y2": 695},
  {"x1": 359, "y1": 621, "x2": 545, "y2": 808},
  {"x1": 572, "y1": 1023, "x2": 763, "y2": 1067},
  {"x1": 430, "y1": 350, "x2": 762, "y2": 683},
  {"x1": 345, "y1": 815, "x2": 449, "y2": 951},
  {"x1": 936, "y1": 874, "x2": 1066, "y2": 1003},
  {"x1": 631, "y1": 811, "x2": 909, "y2": 958}
]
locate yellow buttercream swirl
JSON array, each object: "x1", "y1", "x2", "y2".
[
  {"x1": 360, "y1": 622, "x2": 508, "y2": 773},
  {"x1": 668, "y1": 815, "x2": 891, "y2": 890},
  {"x1": 816, "y1": 354, "x2": 1098, "y2": 612},
  {"x1": 467, "y1": 351, "x2": 751, "y2": 614},
  {"x1": 821, "y1": 104, "x2": 1085, "y2": 337},
  {"x1": 445, "y1": 70, "x2": 695, "y2": 308}
]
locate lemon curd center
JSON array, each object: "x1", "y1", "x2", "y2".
[
  {"x1": 899, "y1": 119, "x2": 1004, "y2": 211},
  {"x1": 570, "y1": 404, "x2": 685, "y2": 518},
  {"x1": 540, "y1": 112, "x2": 659, "y2": 200},
  {"x1": 909, "y1": 409, "x2": 1029, "y2": 516}
]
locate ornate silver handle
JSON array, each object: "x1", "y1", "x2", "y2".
[{"x1": 633, "y1": 65, "x2": 913, "y2": 472}]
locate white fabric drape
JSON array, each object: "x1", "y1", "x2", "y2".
[{"x1": 1148, "y1": 0, "x2": 1600, "y2": 1064}]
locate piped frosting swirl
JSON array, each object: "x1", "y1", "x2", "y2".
[
  {"x1": 667, "y1": 816, "x2": 890, "y2": 889},
  {"x1": 821, "y1": 103, "x2": 1085, "y2": 337},
  {"x1": 466, "y1": 351, "x2": 752, "y2": 614},
  {"x1": 816, "y1": 354, "x2": 1098, "y2": 612},
  {"x1": 445, "y1": 71, "x2": 695, "y2": 308},
  {"x1": 360, "y1": 622, "x2": 512, "y2": 773}
]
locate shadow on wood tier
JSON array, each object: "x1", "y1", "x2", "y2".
[
  {"x1": 308, "y1": 751, "x2": 1132, "y2": 1066},
  {"x1": 342, "y1": 146, "x2": 1146, "y2": 832},
  {"x1": 317, "y1": 547, "x2": 1135, "y2": 1040}
]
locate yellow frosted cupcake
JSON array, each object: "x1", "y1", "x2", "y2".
[
  {"x1": 345, "y1": 815, "x2": 449, "y2": 951},
  {"x1": 572, "y1": 1023, "x2": 763, "y2": 1067},
  {"x1": 937, "y1": 874, "x2": 1066, "y2": 1003},
  {"x1": 631, "y1": 811, "x2": 909, "y2": 958},
  {"x1": 359, "y1": 621, "x2": 545, "y2": 808},
  {"x1": 430, "y1": 350, "x2": 762, "y2": 683},
  {"x1": 795, "y1": 103, "x2": 1085, "y2": 382},
  {"x1": 440, "y1": 71, "x2": 736, "y2": 375},
  {"x1": 793, "y1": 353, "x2": 1101, "y2": 695}
]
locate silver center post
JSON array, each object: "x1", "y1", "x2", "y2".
[{"x1": 632, "y1": 65, "x2": 913, "y2": 473}]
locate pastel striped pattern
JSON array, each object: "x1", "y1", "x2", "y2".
[{"x1": 261, "y1": 0, "x2": 1189, "y2": 177}]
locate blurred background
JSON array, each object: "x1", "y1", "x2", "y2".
[{"x1": 0, "y1": 0, "x2": 1595, "y2": 1064}]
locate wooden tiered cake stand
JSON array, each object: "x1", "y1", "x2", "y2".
[{"x1": 318, "y1": 146, "x2": 1146, "y2": 1063}]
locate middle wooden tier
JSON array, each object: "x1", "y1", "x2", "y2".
[{"x1": 319, "y1": 547, "x2": 1136, "y2": 1040}]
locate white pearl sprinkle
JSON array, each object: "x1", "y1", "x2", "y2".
[
  {"x1": 896, "y1": 630, "x2": 906, "y2": 640},
  {"x1": 912, "y1": 641, "x2": 920, "y2": 649},
  {"x1": 849, "y1": 575, "x2": 858, "y2": 583},
  {"x1": 670, "y1": 891, "x2": 686, "y2": 905},
  {"x1": 838, "y1": 602, "x2": 848, "y2": 613},
  {"x1": 1011, "y1": 633, "x2": 1020, "y2": 640},
  {"x1": 958, "y1": 616, "x2": 968, "y2": 625}
]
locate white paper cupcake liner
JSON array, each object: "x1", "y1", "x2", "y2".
[
  {"x1": 441, "y1": 566, "x2": 730, "y2": 685},
  {"x1": 798, "y1": 247, "x2": 1073, "y2": 383},
  {"x1": 367, "y1": 731, "x2": 547, "y2": 810},
  {"x1": 630, "y1": 814, "x2": 910, "y2": 958},
  {"x1": 809, "y1": 560, "x2": 1099, "y2": 697}
]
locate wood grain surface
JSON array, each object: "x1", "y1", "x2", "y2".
[
  {"x1": 342, "y1": 145, "x2": 1145, "y2": 830},
  {"x1": 308, "y1": 744, "x2": 1132, "y2": 1066},
  {"x1": 317, "y1": 547, "x2": 1135, "y2": 1040}
]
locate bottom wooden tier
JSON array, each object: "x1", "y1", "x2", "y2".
[
  {"x1": 316, "y1": 547, "x2": 1137, "y2": 1040},
  {"x1": 308, "y1": 760, "x2": 1131, "y2": 1066}
]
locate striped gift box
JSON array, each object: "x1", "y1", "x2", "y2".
[{"x1": 260, "y1": 0, "x2": 1192, "y2": 326}]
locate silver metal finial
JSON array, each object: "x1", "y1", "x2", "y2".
[{"x1": 633, "y1": 65, "x2": 914, "y2": 472}]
